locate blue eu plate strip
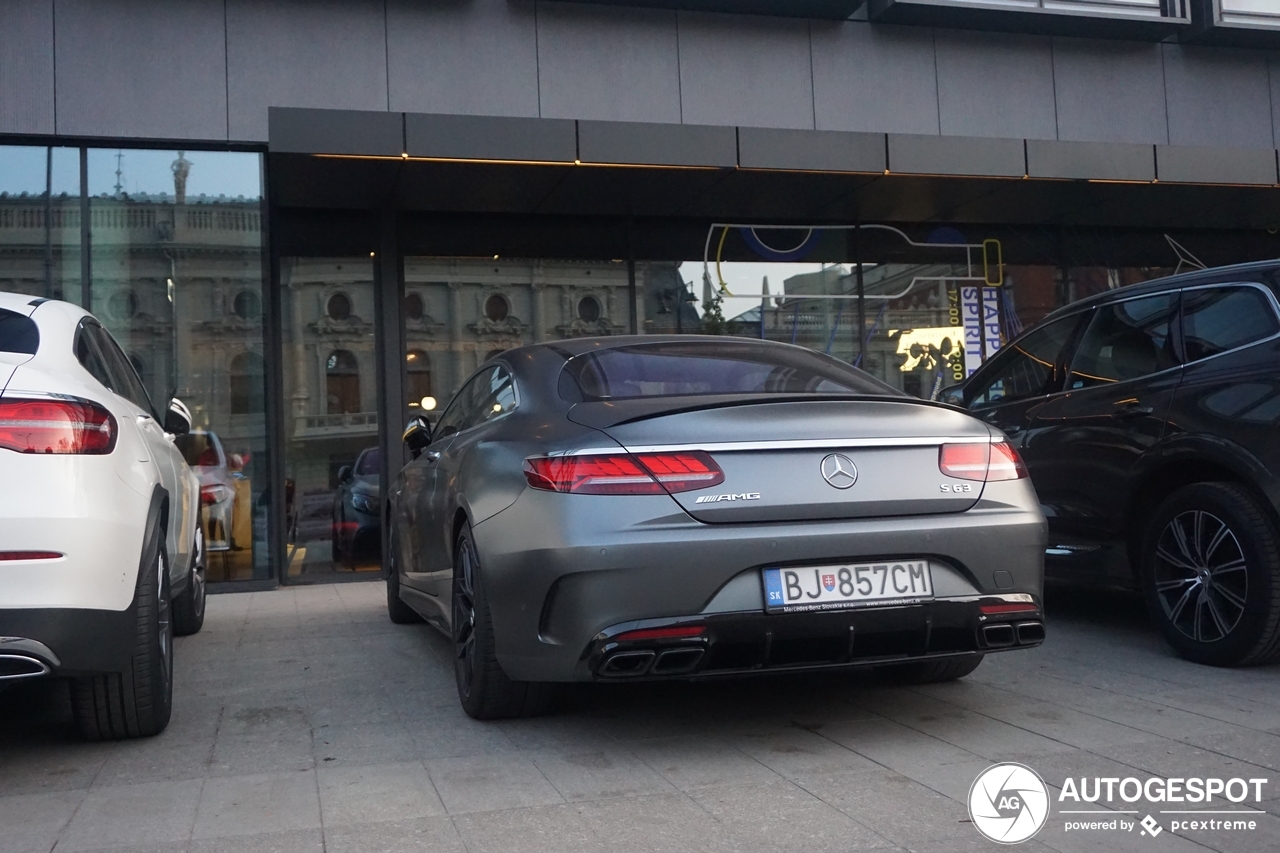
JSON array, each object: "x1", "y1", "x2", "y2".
[{"x1": 763, "y1": 568, "x2": 784, "y2": 609}]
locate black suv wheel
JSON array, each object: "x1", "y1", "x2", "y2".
[{"x1": 1141, "y1": 482, "x2": 1280, "y2": 667}]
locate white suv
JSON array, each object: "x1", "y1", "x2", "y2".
[{"x1": 0, "y1": 292, "x2": 203, "y2": 739}]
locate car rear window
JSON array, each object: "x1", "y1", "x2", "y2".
[
  {"x1": 560, "y1": 341, "x2": 902, "y2": 402},
  {"x1": 0, "y1": 308, "x2": 39, "y2": 355},
  {"x1": 1182, "y1": 285, "x2": 1280, "y2": 361}
]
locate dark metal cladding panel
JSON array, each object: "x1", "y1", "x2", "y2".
[
  {"x1": 405, "y1": 113, "x2": 578, "y2": 163},
  {"x1": 556, "y1": 0, "x2": 866, "y2": 19},
  {"x1": 888, "y1": 133, "x2": 1025, "y2": 177},
  {"x1": 1026, "y1": 140, "x2": 1155, "y2": 182},
  {"x1": 738, "y1": 127, "x2": 887, "y2": 173},
  {"x1": 577, "y1": 119, "x2": 738, "y2": 167},
  {"x1": 1156, "y1": 144, "x2": 1278, "y2": 185},
  {"x1": 269, "y1": 107, "x2": 405, "y2": 156}
]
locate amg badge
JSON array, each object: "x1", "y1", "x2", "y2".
[{"x1": 695, "y1": 492, "x2": 762, "y2": 504}]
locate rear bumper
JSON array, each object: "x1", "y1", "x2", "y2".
[
  {"x1": 0, "y1": 453, "x2": 151, "y2": 612},
  {"x1": 587, "y1": 596, "x2": 1044, "y2": 680},
  {"x1": 0, "y1": 605, "x2": 138, "y2": 678},
  {"x1": 473, "y1": 480, "x2": 1046, "y2": 682}
]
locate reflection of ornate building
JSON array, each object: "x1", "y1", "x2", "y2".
[{"x1": 0, "y1": 194, "x2": 267, "y2": 454}]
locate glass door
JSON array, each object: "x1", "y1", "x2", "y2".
[{"x1": 279, "y1": 257, "x2": 381, "y2": 582}]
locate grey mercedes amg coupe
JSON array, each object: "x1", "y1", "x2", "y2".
[{"x1": 386, "y1": 336, "x2": 1047, "y2": 719}]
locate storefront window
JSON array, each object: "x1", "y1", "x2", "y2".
[
  {"x1": 280, "y1": 258, "x2": 379, "y2": 581},
  {"x1": 0, "y1": 145, "x2": 83, "y2": 303}
]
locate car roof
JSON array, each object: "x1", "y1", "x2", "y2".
[
  {"x1": 1037, "y1": 259, "x2": 1280, "y2": 324},
  {"x1": 502, "y1": 334, "x2": 829, "y2": 361},
  {"x1": 0, "y1": 291, "x2": 49, "y2": 316}
]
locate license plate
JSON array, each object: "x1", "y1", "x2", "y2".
[{"x1": 763, "y1": 561, "x2": 933, "y2": 612}]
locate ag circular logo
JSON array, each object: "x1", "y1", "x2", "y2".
[{"x1": 968, "y1": 763, "x2": 1050, "y2": 844}]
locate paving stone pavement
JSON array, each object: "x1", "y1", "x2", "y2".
[{"x1": 2, "y1": 581, "x2": 1278, "y2": 853}]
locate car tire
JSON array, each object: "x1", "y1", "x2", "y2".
[
  {"x1": 386, "y1": 525, "x2": 421, "y2": 625},
  {"x1": 1140, "y1": 482, "x2": 1280, "y2": 667},
  {"x1": 172, "y1": 526, "x2": 206, "y2": 636},
  {"x1": 71, "y1": 521, "x2": 174, "y2": 740},
  {"x1": 452, "y1": 524, "x2": 553, "y2": 720},
  {"x1": 331, "y1": 507, "x2": 344, "y2": 564},
  {"x1": 878, "y1": 655, "x2": 984, "y2": 685}
]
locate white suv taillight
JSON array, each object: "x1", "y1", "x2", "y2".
[
  {"x1": 0, "y1": 398, "x2": 117, "y2": 455},
  {"x1": 524, "y1": 451, "x2": 725, "y2": 495},
  {"x1": 938, "y1": 441, "x2": 1027, "y2": 482}
]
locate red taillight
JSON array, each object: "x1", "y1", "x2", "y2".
[
  {"x1": 0, "y1": 399, "x2": 116, "y2": 455},
  {"x1": 201, "y1": 484, "x2": 231, "y2": 505},
  {"x1": 938, "y1": 441, "x2": 1026, "y2": 482},
  {"x1": 980, "y1": 602, "x2": 1039, "y2": 615},
  {"x1": 197, "y1": 447, "x2": 219, "y2": 467},
  {"x1": 0, "y1": 551, "x2": 63, "y2": 561},
  {"x1": 986, "y1": 441, "x2": 1028, "y2": 482},
  {"x1": 615, "y1": 625, "x2": 706, "y2": 642},
  {"x1": 523, "y1": 451, "x2": 724, "y2": 495}
]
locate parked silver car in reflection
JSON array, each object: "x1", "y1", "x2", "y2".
[{"x1": 386, "y1": 337, "x2": 1047, "y2": 719}]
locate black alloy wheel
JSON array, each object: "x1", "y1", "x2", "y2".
[
  {"x1": 451, "y1": 524, "x2": 553, "y2": 720},
  {"x1": 1153, "y1": 509, "x2": 1247, "y2": 644},
  {"x1": 452, "y1": 531, "x2": 479, "y2": 702},
  {"x1": 1142, "y1": 483, "x2": 1280, "y2": 667}
]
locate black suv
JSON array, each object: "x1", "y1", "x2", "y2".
[{"x1": 942, "y1": 261, "x2": 1280, "y2": 666}]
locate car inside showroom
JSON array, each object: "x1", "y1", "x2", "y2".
[{"x1": 1, "y1": 0, "x2": 1279, "y2": 849}]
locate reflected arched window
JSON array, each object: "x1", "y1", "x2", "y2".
[
  {"x1": 327, "y1": 292, "x2": 352, "y2": 321},
  {"x1": 404, "y1": 292, "x2": 424, "y2": 320},
  {"x1": 578, "y1": 296, "x2": 601, "y2": 322},
  {"x1": 326, "y1": 349, "x2": 360, "y2": 414},
  {"x1": 484, "y1": 294, "x2": 508, "y2": 322},
  {"x1": 405, "y1": 349, "x2": 432, "y2": 410},
  {"x1": 233, "y1": 290, "x2": 261, "y2": 320},
  {"x1": 230, "y1": 351, "x2": 265, "y2": 415}
]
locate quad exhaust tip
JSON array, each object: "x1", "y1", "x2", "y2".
[
  {"x1": 0, "y1": 654, "x2": 51, "y2": 681},
  {"x1": 981, "y1": 623, "x2": 1016, "y2": 648},
  {"x1": 981, "y1": 621, "x2": 1044, "y2": 649},
  {"x1": 598, "y1": 647, "x2": 707, "y2": 678},
  {"x1": 1016, "y1": 621, "x2": 1046, "y2": 645},
  {"x1": 599, "y1": 650, "x2": 655, "y2": 678}
]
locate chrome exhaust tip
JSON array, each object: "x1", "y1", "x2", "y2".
[
  {"x1": 0, "y1": 654, "x2": 52, "y2": 681},
  {"x1": 598, "y1": 650, "x2": 655, "y2": 678},
  {"x1": 1015, "y1": 621, "x2": 1045, "y2": 645},
  {"x1": 651, "y1": 648, "x2": 704, "y2": 675}
]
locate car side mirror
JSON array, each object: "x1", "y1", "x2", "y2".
[
  {"x1": 937, "y1": 384, "x2": 966, "y2": 407},
  {"x1": 164, "y1": 397, "x2": 192, "y2": 435},
  {"x1": 403, "y1": 416, "x2": 432, "y2": 459},
  {"x1": 337, "y1": 465, "x2": 353, "y2": 484}
]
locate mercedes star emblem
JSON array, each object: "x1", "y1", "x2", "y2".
[{"x1": 820, "y1": 453, "x2": 858, "y2": 489}]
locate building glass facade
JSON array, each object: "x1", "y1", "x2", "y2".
[
  {"x1": 0, "y1": 128, "x2": 1267, "y2": 588},
  {"x1": 0, "y1": 144, "x2": 271, "y2": 583}
]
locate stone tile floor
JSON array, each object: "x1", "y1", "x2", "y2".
[{"x1": 2, "y1": 581, "x2": 1278, "y2": 853}]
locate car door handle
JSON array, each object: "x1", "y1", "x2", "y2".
[
  {"x1": 1114, "y1": 404, "x2": 1154, "y2": 420},
  {"x1": 424, "y1": 450, "x2": 441, "y2": 462}
]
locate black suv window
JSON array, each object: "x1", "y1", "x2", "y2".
[
  {"x1": 968, "y1": 313, "x2": 1083, "y2": 410},
  {"x1": 0, "y1": 309, "x2": 39, "y2": 355},
  {"x1": 1066, "y1": 293, "x2": 1179, "y2": 390},
  {"x1": 1182, "y1": 285, "x2": 1280, "y2": 361}
]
